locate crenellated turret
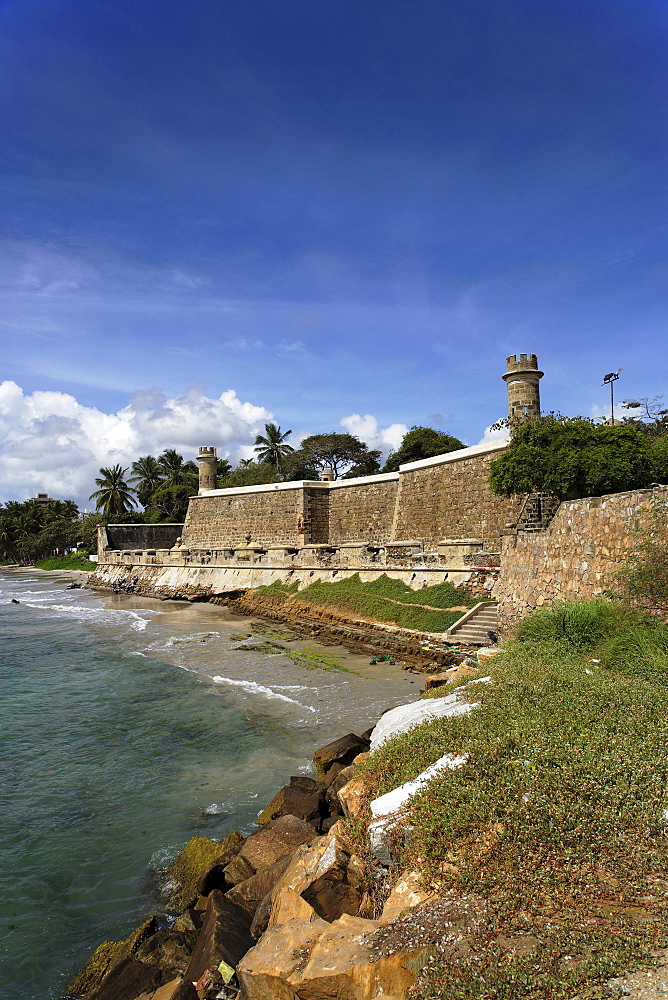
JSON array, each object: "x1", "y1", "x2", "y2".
[
  {"x1": 197, "y1": 446, "x2": 217, "y2": 493},
  {"x1": 502, "y1": 353, "x2": 543, "y2": 422}
]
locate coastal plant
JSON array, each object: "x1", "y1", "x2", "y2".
[
  {"x1": 358, "y1": 612, "x2": 668, "y2": 999},
  {"x1": 89, "y1": 465, "x2": 137, "y2": 515}
]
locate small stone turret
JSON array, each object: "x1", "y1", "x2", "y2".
[
  {"x1": 319, "y1": 466, "x2": 335, "y2": 482},
  {"x1": 197, "y1": 446, "x2": 217, "y2": 493},
  {"x1": 502, "y1": 353, "x2": 543, "y2": 421}
]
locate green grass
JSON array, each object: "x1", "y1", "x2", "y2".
[
  {"x1": 253, "y1": 573, "x2": 475, "y2": 633},
  {"x1": 357, "y1": 600, "x2": 668, "y2": 999},
  {"x1": 35, "y1": 554, "x2": 95, "y2": 571}
]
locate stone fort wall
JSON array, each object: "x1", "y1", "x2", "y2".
[
  {"x1": 178, "y1": 439, "x2": 518, "y2": 552},
  {"x1": 497, "y1": 486, "x2": 668, "y2": 632}
]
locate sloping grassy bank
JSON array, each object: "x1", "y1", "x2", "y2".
[
  {"x1": 360, "y1": 600, "x2": 668, "y2": 999},
  {"x1": 253, "y1": 573, "x2": 475, "y2": 633}
]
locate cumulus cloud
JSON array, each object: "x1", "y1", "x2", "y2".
[
  {"x1": 0, "y1": 381, "x2": 271, "y2": 508},
  {"x1": 339, "y1": 413, "x2": 407, "y2": 458},
  {"x1": 477, "y1": 421, "x2": 508, "y2": 445}
]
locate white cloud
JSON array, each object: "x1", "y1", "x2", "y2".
[
  {"x1": 339, "y1": 413, "x2": 407, "y2": 458},
  {"x1": 477, "y1": 420, "x2": 509, "y2": 445},
  {"x1": 0, "y1": 381, "x2": 271, "y2": 508}
]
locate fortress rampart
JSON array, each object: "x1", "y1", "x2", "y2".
[{"x1": 91, "y1": 353, "x2": 546, "y2": 602}]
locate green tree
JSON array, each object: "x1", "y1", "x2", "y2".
[
  {"x1": 148, "y1": 484, "x2": 193, "y2": 521},
  {"x1": 254, "y1": 423, "x2": 295, "y2": 470},
  {"x1": 129, "y1": 455, "x2": 164, "y2": 507},
  {"x1": 222, "y1": 460, "x2": 280, "y2": 489},
  {"x1": 383, "y1": 426, "x2": 464, "y2": 472},
  {"x1": 90, "y1": 465, "x2": 137, "y2": 515},
  {"x1": 285, "y1": 433, "x2": 381, "y2": 480},
  {"x1": 651, "y1": 436, "x2": 668, "y2": 484},
  {"x1": 157, "y1": 449, "x2": 198, "y2": 489},
  {"x1": 489, "y1": 415, "x2": 654, "y2": 501},
  {"x1": 216, "y1": 458, "x2": 232, "y2": 486}
]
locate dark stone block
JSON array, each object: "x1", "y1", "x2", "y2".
[{"x1": 184, "y1": 889, "x2": 254, "y2": 983}]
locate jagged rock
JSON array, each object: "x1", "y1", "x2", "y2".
[
  {"x1": 134, "y1": 928, "x2": 197, "y2": 977},
  {"x1": 236, "y1": 914, "x2": 330, "y2": 998},
  {"x1": 267, "y1": 886, "x2": 319, "y2": 927},
  {"x1": 171, "y1": 908, "x2": 202, "y2": 936},
  {"x1": 256, "y1": 775, "x2": 326, "y2": 829},
  {"x1": 238, "y1": 814, "x2": 315, "y2": 873},
  {"x1": 324, "y1": 764, "x2": 355, "y2": 812},
  {"x1": 337, "y1": 774, "x2": 373, "y2": 820},
  {"x1": 66, "y1": 917, "x2": 158, "y2": 998},
  {"x1": 225, "y1": 854, "x2": 293, "y2": 916},
  {"x1": 183, "y1": 888, "x2": 254, "y2": 984},
  {"x1": 149, "y1": 979, "x2": 198, "y2": 1000},
  {"x1": 239, "y1": 898, "x2": 486, "y2": 1000},
  {"x1": 313, "y1": 733, "x2": 370, "y2": 781},
  {"x1": 300, "y1": 840, "x2": 365, "y2": 922},
  {"x1": 222, "y1": 852, "x2": 256, "y2": 886},
  {"x1": 250, "y1": 828, "x2": 365, "y2": 941},
  {"x1": 84, "y1": 957, "x2": 168, "y2": 1000},
  {"x1": 165, "y1": 832, "x2": 243, "y2": 912},
  {"x1": 379, "y1": 871, "x2": 436, "y2": 925},
  {"x1": 196, "y1": 846, "x2": 244, "y2": 895}
]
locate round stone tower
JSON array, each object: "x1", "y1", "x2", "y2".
[
  {"x1": 197, "y1": 446, "x2": 217, "y2": 493},
  {"x1": 502, "y1": 353, "x2": 543, "y2": 422}
]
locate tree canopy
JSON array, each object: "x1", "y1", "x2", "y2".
[
  {"x1": 284, "y1": 432, "x2": 381, "y2": 480},
  {"x1": 489, "y1": 416, "x2": 655, "y2": 501},
  {"x1": 0, "y1": 498, "x2": 83, "y2": 562},
  {"x1": 383, "y1": 426, "x2": 464, "y2": 472}
]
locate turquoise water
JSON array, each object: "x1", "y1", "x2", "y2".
[{"x1": 0, "y1": 569, "x2": 417, "y2": 999}]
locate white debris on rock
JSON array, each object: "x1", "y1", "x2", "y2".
[
  {"x1": 370, "y1": 693, "x2": 479, "y2": 753},
  {"x1": 370, "y1": 754, "x2": 469, "y2": 819}
]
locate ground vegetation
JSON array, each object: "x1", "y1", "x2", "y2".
[{"x1": 358, "y1": 599, "x2": 668, "y2": 999}]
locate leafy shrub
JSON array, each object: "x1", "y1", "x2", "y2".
[{"x1": 514, "y1": 598, "x2": 626, "y2": 649}]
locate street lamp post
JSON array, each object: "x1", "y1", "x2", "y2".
[{"x1": 602, "y1": 369, "x2": 622, "y2": 425}]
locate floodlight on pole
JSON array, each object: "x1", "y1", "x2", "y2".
[{"x1": 602, "y1": 369, "x2": 622, "y2": 425}]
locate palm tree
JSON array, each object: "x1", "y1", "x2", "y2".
[
  {"x1": 157, "y1": 449, "x2": 190, "y2": 487},
  {"x1": 129, "y1": 455, "x2": 164, "y2": 507},
  {"x1": 254, "y1": 423, "x2": 294, "y2": 470},
  {"x1": 89, "y1": 465, "x2": 136, "y2": 516}
]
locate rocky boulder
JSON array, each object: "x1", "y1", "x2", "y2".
[
  {"x1": 183, "y1": 889, "x2": 254, "y2": 984},
  {"x1": 225, "y1": 854, "x2": 293, "y2": 917},
  {"x1": 256, "y1": 775, "x2": 326, "y2": 830},
  {"x1": 165, "y1": 831, "x2": 243, "y2": 912},
  {"x1": 238, "y1": 814, "x2": 316, "y2": 873},
  {"x1": 313, "y1": 733, "x2": 370, "y2": 782},
  {"x1": 238, "y1": 897, "x2": 487, "y2": 1000}
]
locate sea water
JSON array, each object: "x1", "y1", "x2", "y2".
[{"x1": 0, "y1": 569, "x2": 419, "y2": 1000}]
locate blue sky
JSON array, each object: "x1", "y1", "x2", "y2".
[{"x1": 1, "y1": 0, "x2": 667, "y2": 505}]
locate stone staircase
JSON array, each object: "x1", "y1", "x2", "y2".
[
  {"x1": 514, "y1": 492, "x2": 560, "y2": 533},
  {"x1": 446, "y1": 601, "x2": 499, "y2": 645}
]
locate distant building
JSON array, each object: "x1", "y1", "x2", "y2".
[{"x1": 26, "y1": 492, "x2": 54, "y2": 506}]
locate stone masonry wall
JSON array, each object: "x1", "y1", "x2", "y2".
[
  {"x1": 181, "y1": 487, "x2": 307, "y2": 548},
  {"x1": 497, "y1": 486, "x2": 668, "y2": 633},
  {"x1": 393, "y1": 450, "x2": 521, "y2": 548},
  {"x1": 327, "y1": 478, "x2": 399, "y2": 545}
]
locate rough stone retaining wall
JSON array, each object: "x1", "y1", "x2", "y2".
[{"x1": 497, "y1": 486, "x2": 668, "y2": 633}]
